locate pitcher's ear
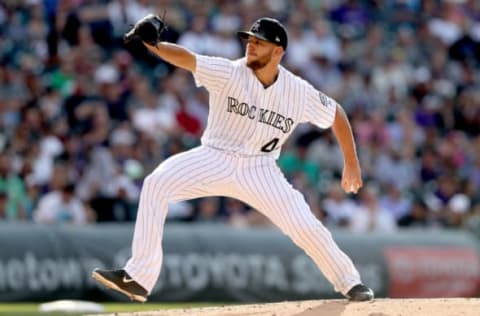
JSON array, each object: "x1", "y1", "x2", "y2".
[{"x1": 275, "y1": 45, "x2": 285, "y2": 57}]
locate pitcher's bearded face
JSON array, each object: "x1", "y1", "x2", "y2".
[
  {"x1": 246, "y1": 37, "x2": 275, "y2": 70},
  {"x1": 247, "y1": 54, "x2": 272, "y2": 70}
]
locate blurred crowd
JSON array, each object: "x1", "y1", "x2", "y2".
[{"x1": 1, "y1": 0, "x2": 480, "y2": 233}]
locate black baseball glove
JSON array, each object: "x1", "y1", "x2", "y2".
[{"x1": 124, "y1": 14, "x2": 166, "y2": 46}]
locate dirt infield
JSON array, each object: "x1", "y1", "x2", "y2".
[{"x1": 93, "y1": 298, "x2": 480, "y2": 316}]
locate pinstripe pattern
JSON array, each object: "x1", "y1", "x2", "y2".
[
  {"x1": 125, "y1": 147, "x2": 236, "y2": 291},
  {"x1": 193, "y1": 56, "x2": 336, "y2": 159},
  {"x1": 123, "y1": 54, "x2": 362, "y2": 296},
  {"x1": 125, "y1": 147, "x2": 361, "y2": 295},
  {"x1": 235, "y1": 158, "x2": 361, "y2": 294},
  {"x1": 302, "y1": 80, "x2": 336, "y2": 128}
]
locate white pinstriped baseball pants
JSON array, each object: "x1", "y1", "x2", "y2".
[{"x1": 124, "y1": 146, "x2": 361, "y2": 295}]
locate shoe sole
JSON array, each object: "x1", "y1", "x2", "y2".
[
  {"x1": 348, "y1": 295, "x2": 374, "y2": 302},
  {"x1": 91, "y1": 271, "x2": 147, "y2": 303},
  {"x1": 347, "y1": 291, "x2": 374, "y2": 302}
]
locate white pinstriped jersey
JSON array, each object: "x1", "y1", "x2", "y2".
[{"x1": 193, "y1": 54, "x2": 337, "y2": 159}]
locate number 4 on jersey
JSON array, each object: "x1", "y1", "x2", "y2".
[{"x1": 261, "y1": 138, "x2": 279, "y2": 153}]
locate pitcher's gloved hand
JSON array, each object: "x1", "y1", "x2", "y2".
[{"x1": 124, "y1": 14, "x2": 166, "y2": 46}]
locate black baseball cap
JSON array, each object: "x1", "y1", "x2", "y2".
[{"x1": 238, "y1": 17, "x2": 288, "y2": 50}]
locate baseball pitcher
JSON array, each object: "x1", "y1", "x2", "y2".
[{"x1": 92, "y1": 14, "x2": 374, "y2": 303}]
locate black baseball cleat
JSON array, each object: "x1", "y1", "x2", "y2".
[
  {"x1": 345, "y1": 284, "x2": 374, "y2": 301},
  {"x1": 92, "y1": 268, "x2": 148, "y2": 303}
]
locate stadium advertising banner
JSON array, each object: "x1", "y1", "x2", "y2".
[
  {"x1": 0, "y1": 223, "x2": 479, "y2": 302},
  {"x1": 384, "y1": 247, "x2": 480, "y2": 297}
]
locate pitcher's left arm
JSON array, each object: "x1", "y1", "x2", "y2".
[{"x1": 331, "y1": 104, "x2": 363, "y2": 194}]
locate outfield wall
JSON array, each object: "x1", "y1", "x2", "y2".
[{"x1": 0, "y1": 223, "x2": 479, "y2": 302}]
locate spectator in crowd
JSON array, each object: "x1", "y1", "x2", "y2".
[
  {"x1": 349, "y1": 185, "x2": 397, "y2": 233},
  {"x1": 322, "y1": 181, "x2": 356, "y2": 228},
  {"x1": 177, "y1": 16, "x2": 212, "y2": 55},
  {"x1": 307, "y1": 131, "x2": 343, "y2": 179},
  {"x1": 278, "y1": 135, "x2": 320, "y2": 190},
  {"x1": 423, "y1": 173, "x2": 462, "y2": 227},
  {"x1": 379, "y1": 182, "x2": 412, "y2": 224},
  {"x1": 0, "y1": 153, "x2": 27, "y2": 220},
  {"x1": 195, "y1": 197, "x2": 222, "y2": 223},
  {"x1": 224, "y1": 198, "x2": 252, "y2": 228},
  {"x1": 33, "y1": 182, "x2": 90, "y2": 225},
  {"x1": 165, "y1": 201, "x2": 194, "y2": 222},
  {"x1": 398, "y1": 199, "x2": 431, "y2": 228},
  {"x1": 0, "y1": 191, "x2": 7, "y2": 220},
  {"x1": 446, "y1": 193, "x2": 471, "y2": 228}
]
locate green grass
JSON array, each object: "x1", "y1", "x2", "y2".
[{"x1": 0, "y1": 302, "x2": 226, "y2": 316}]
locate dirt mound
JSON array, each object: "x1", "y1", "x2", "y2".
[{"x1": 92, "y1": 298, "x2": 480, "y2": 316}]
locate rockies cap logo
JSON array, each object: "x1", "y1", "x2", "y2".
[{"x1": 251, "y1": 21, "x2": 260, "y2": 33}]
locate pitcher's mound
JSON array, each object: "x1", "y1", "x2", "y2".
[{"x1": 96, "y1": 298, "x2": 480, "y2": 316}]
